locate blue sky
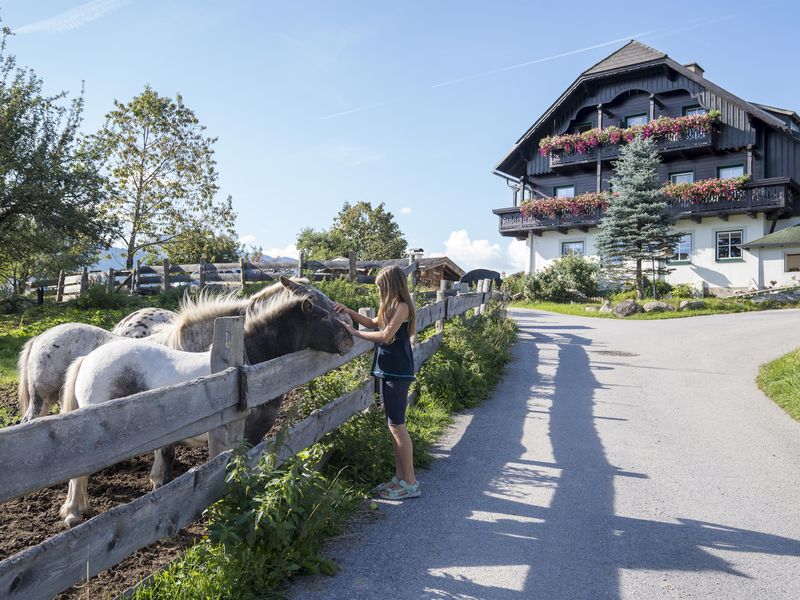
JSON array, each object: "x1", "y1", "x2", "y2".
[{"x1": 3, "y1": 0, "x2": 798, "y2": 272}]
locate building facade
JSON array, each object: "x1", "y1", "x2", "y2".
[{"x1": 492, "y1": 41, "x2": 800, "y2": 294}]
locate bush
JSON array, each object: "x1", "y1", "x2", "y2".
[
  {"x1": 519, "y1": 255, "x2": 599, "y2": 302},
  {"x1": 309, "y1": 278, "x2": 379, "y2": 311},
  {"x1": 671, "y1": 283, "x2": 695, "y2": 298},
  {"x1": 71, "y1": 284, "x2": 131, "y2": 310},
  {"x1": 500, "y1": 272, "x2": 531, "y2": 297}
]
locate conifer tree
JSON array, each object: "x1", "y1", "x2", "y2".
[{"x1": 596, "y1": 136, "x2": 682, "y2": 299}]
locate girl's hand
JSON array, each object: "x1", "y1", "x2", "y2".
[
  {"x1": 342, "y1": 320, "x2": 359, "y2": 337},
  {"x1": 333, "y1": 302, "x2": 349, "y2": 314}
]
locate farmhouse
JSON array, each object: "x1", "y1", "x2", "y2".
[{"x1": 492, "y1": 41, "x2": 800, "y2": 294}]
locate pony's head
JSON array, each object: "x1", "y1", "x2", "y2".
[
  {"x1": 244, "y1": 293, "x2": 353, "y2": 364},
  {"x1": 248, "y1": 276, "x2": 353, "y2": 326}
]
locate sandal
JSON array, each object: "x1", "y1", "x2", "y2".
[
  {"x1": 371, "y1": 476, "x2": 400, "y2": 494},
  {"x1": 380, "y1": 479, "x2": 421, "y2": 500}
]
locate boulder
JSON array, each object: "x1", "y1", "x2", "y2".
[
  {"x1": 511, "y1": 292, "x2": 524, "y2": 301},
  {"x1": 599, "y1": 300, "x2": 613, "y2": 313},
  {"x1": 643, "y1": 301, "x2": 673, "y2": 313},
  {"x1": 612, "y1": 299, "x2": 641, "y2": 317},
  {"x1": 679, "y1": 300, "x2": 706, "y2": 311},
  {"x1": 585, "y1": 306, "x2": 598, "y2": 312}
]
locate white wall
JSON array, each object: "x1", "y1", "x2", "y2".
[{"x1": 525, "y1": 214, "x2": 800, "y2": 291}]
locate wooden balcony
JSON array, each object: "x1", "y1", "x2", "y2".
[
  {"x1": 493, "y1": 178, "x2": 798, "y2": 237},
  {"x1": 549, "y1": 129, "x2": 715, "y2": 169}
]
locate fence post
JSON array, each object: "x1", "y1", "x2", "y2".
[
  {"x1": 55, "y1": 270, "x2": 65, "y2": 303},
  {"x1": 348, "y1": 250, "x2": 357, "y2": 282},
  {"x1": 107, "y1": 268, "x2": 115, "y2": 293},
  {"x1": 79, "y1": 267, "x2": 89, "y2": 296},
  {"x1": 162, "y1": 258, "x2": 170, "y2": 293},
  {"x1": 299, "y1": 251, "x2": 306, "y2": 278},
  {"x1": 198, "y1": 261, "x2": 206, "y2": 290},
  {"x1": 436, "y1": 281, "x2": 446, "y2": 332},
  {"x1": 36, "y1": 287, "x2": 44, "y2": 305},
  {"x1": 207, "y1": 316, "x2": 246, "y2": 457},
  {"x1": 239, "y1": 257, "x2": 247, "y2": 289},
  {"x1": 357, "y1": 307, "x2": 375, "y2": 331}
]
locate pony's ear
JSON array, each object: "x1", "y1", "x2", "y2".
[
  {"x1": 280, "y1": 275, "x2": 305, "y2": 294},
  {"x1": 301, "y1": 298, "x2": 313, "y2": 313}
]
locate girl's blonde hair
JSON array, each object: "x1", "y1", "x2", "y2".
[{"x1": 375, "y1": 265, "x2": 416, "y2": 336}]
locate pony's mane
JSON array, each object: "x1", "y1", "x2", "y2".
[
  {"x1": 150, "y1": 290, "x2": 247, "y2": 350},
  {"x1": 244, "y1": 293, "x2": 310, "y2": 335}
]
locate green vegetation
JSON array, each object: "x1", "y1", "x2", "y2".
[
  {"x1": 511, "y1": 297, "x2": 799, "y2": 320},
  {"x1": 132, "y1": 302, "x2": 516, "y2": 599},
  {"x1": 757, "y1": 349, "x2": 800, "y2": 421},
  {"x1": 501, "y1": 255, "x2": 599, "y2": 303}
]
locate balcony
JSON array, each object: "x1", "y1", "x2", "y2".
[
  {"x1": 549, "y1": 129, "x2": 715, "y2": 169},
  {"x1": 493, "y1": 178, "x2": 798, "y2": 237}
]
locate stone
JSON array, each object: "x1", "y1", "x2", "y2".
[
  {"x1": 585, "y1": 306, "x2": 598, "y2": 312},
  {"x1": 679, "y1": 300, "x2": 706, "y2": 311},
  {"x1": 512, "y1": 292, "x2": 524, "y2": 301},
  {"x1": 643, "y1": 301, "x2": 673, "y2": 313},
  {"x1": 599, "y1": 300, "x2": 613, "y2": 313},
  {"x1": 612, "y1": 299, "x2": 641, "y2": 317}
]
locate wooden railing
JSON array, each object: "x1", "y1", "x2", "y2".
[
  {"x1": 549, "y1": 128, "x2": 714, "y2": 168},
  {"x1": 0, "y1": 282, "x2": 498, "y2": 600},
  {"x1": 494, "y1": 179, "x2": 796, "y2": 234}
]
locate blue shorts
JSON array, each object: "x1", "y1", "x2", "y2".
[{"x1": 381, "y1": 378, "x2": 412, "y2": 426}]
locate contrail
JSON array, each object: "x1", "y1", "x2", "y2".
[
  {"x1": 320, "y1": 100, "x2": 396, "y2": 120},
  {"x1": 431, "y1": 31, "x2": 654, "y2": 88}
]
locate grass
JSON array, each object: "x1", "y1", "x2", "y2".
[
  {"x1": 757, "y1": 349, "x2": 800, "y2": 421},
  {"x1": 510, "y1": 297, "x2": 800, "y2": 320}
]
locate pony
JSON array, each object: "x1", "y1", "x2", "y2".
[
  {"x1": 58, "y1": 293, "x2": 353, "y2": 527},
  {"x1": 17, "y1": 277, "x2": 348, "y2": 422}
]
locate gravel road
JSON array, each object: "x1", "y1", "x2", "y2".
[{"x1": 289, "y1": 308, "x2": 800, "y2": 599}]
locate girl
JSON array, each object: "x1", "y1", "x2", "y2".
[{"x1": 334, "y1": 265, "x2": 420, "y2": 500}]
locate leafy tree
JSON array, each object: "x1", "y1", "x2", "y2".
[
  {"x1": 148, "y1": 228, "x2": 242, "y2": 264},
  {"x1": 297, "y1": 201, "x2": 406, "y2": 260},
  {"x1": 596, "y1": 136, "x2": 682, "y2": 299},
  {"x1": 88, "y1": 86, "x2": 236, "y2": 268},
  {"x1": 0, "y1": 26, "x2": 112, "y2": 291}
]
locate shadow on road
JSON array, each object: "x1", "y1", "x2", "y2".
[{"x1": 415, "y1": 315, "x2": 800, "y2": 600}]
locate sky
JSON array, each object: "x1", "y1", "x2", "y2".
[{"x1": 3, "y1": 0, "x2": 799, "y2": 273}]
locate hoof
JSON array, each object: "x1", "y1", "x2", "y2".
[
  {"x1": 64, "y1": 513, "x2": 84, "y2": 528},
  {"x1": 150, "y1": 480, "x2": 163, "y2": 491}
]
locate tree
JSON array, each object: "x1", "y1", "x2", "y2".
[
  {"x1": 151, "y1": 228, "x2": 242, "y2": 264},
  {"x1": 0, "y1": 26, "x2": 113, "y2": 291},
  {"x1": 297, "y1": 201, "x2": 406, "y2": 260},
  {"x1": 88, "y1": 86, "x2": 236, "y2": 268},
  {"x1": 596, "y1": 136, "x2": 683, "y2": 299}
]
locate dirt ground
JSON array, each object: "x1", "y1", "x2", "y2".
[{"x1": 0, "y1": 389, "x2": 302, "y2": 599}]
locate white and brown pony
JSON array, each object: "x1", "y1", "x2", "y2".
[
  {"x1": 58, "y1": 293, "x2": 353, "y2": 527},
  {"x1": 16, "y1": 277, "x2": 348, "y2": 422}
]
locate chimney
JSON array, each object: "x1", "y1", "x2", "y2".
[{"x1": 684, "y1": 62, "x2": 705, "y2": 77}]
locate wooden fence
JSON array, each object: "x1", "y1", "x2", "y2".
[
  {"x1": 24, "y1": 257, "x2": 442, "y2": 302},
  {"x1": 0, "y1": 280, "x2": 496, "y2": 600}
]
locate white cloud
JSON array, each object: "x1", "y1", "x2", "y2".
[
  {"x1": 433, "y1": 230, "x2": 528, "y2": 274},
  {"x1": 15, "y1": 0, "x2": 131, "y2": 34},
  {"x1": 400, "y1": 207, "x2": 412, "y2": 215},
  {"x1": 262, "y1": 243, "x2": 299, "y2": 260},
  {"x1": 238, "y1": 234, "x2": 259, "y2": 246}
]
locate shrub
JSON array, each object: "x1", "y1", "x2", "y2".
[
  {"x1": 310, "y1": 278, "x2": 379, "y2": 311},
  {"x1": 72, "y1": 284, "x2": 131, "y2": 310},
  {"x1": 520, "y1": 255, "x2": 599, "y2": 302},
  {"x1": 671, "y1": 283, "x2": 695, "y2": 298},
  {"x1": 501, "y1": 272, "x2": 531, "y2": 297}
]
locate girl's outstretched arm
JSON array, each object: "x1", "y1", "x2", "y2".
[
  {"x1": 345, "y1": 302, "x2": 409, "y2": 344},
  {"x1": 334, "y1": 303, "x2": 378, "y2": 329}
]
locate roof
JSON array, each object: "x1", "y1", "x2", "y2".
[
  {"x1": 583, "y1": 41, "x2": 665, "y2": 74},
  {"x1": 740, "y1": 226, "x2": 800, "y2": 249},
  {"x1": 495, "y1": 41, "x2": 790, "y2": 178}
]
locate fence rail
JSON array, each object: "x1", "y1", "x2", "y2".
[{"x1": 0, "y1": 283, "x2": 495, "y2": 600}]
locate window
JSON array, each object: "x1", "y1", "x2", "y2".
[
  {"x1": 554, "y1": 185, "x2": 575, "y2": 198},
  {"x1": 670, "y1": 233, "x2": 692, "y2": 263},
  {"x1": 562, "y1": 241, "x2": 585, "y2": 256},
  {"x1": 625, "y1": 114, "x2": 648, "y2": 127},
  {"x1": 786, "y1": 253, "x2": 800, "y2": 272},
  {"x1": 716, "y1": 230, "x2": 743, "y2": 261},
  {"x1": 670, "y1": 171, "x2": 694, "y2": 184},
  {"x1": 718, "y1": 165, "x2": 745, "y2": 179},
  {"x1": 575, "y1": 122, "x2": 592, "y2": 133},
  {"x1": 683, "y1": 106, "x2": 707, "y2": 116}
]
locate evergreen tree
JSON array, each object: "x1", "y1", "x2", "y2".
[{"x1": 596, "y1": 136, "x2": 683, "y2": 299}]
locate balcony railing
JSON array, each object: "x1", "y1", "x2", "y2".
[
  {"x1": 494, "y1": 179, "x2": 796, "y2": 235},
  {"x1": 549, "y1": 129, "x2": 714, "y2": 168}
]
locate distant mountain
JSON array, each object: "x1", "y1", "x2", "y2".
[{"x1": 90, "y1": 249, "x2": 299, "y2": 271}]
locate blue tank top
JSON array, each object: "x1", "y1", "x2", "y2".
[{"x1": 371, "y1": 320, "x2": 415, "y2": 380}]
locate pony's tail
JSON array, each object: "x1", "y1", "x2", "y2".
[
  {"x1": 61, "y1": 356, "x2": 85, "y2": 414},
  {"x1": 17, "y1": 338, "x2": 34, "y2": 416}
]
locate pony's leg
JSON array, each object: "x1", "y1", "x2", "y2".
[
  {"x1": 59, "y1": 476, "x2": 90, "y2": 528},
  {"x1": 21, "y1": 390, "x2": 46, "y2": 423},
  {"x1": 150, "y1": 445, "x2": 175, "y2": 489}
]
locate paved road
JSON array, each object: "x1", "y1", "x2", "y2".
[{"x1": 290, "y1": 308, "x2": 800, "y2": 599}]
